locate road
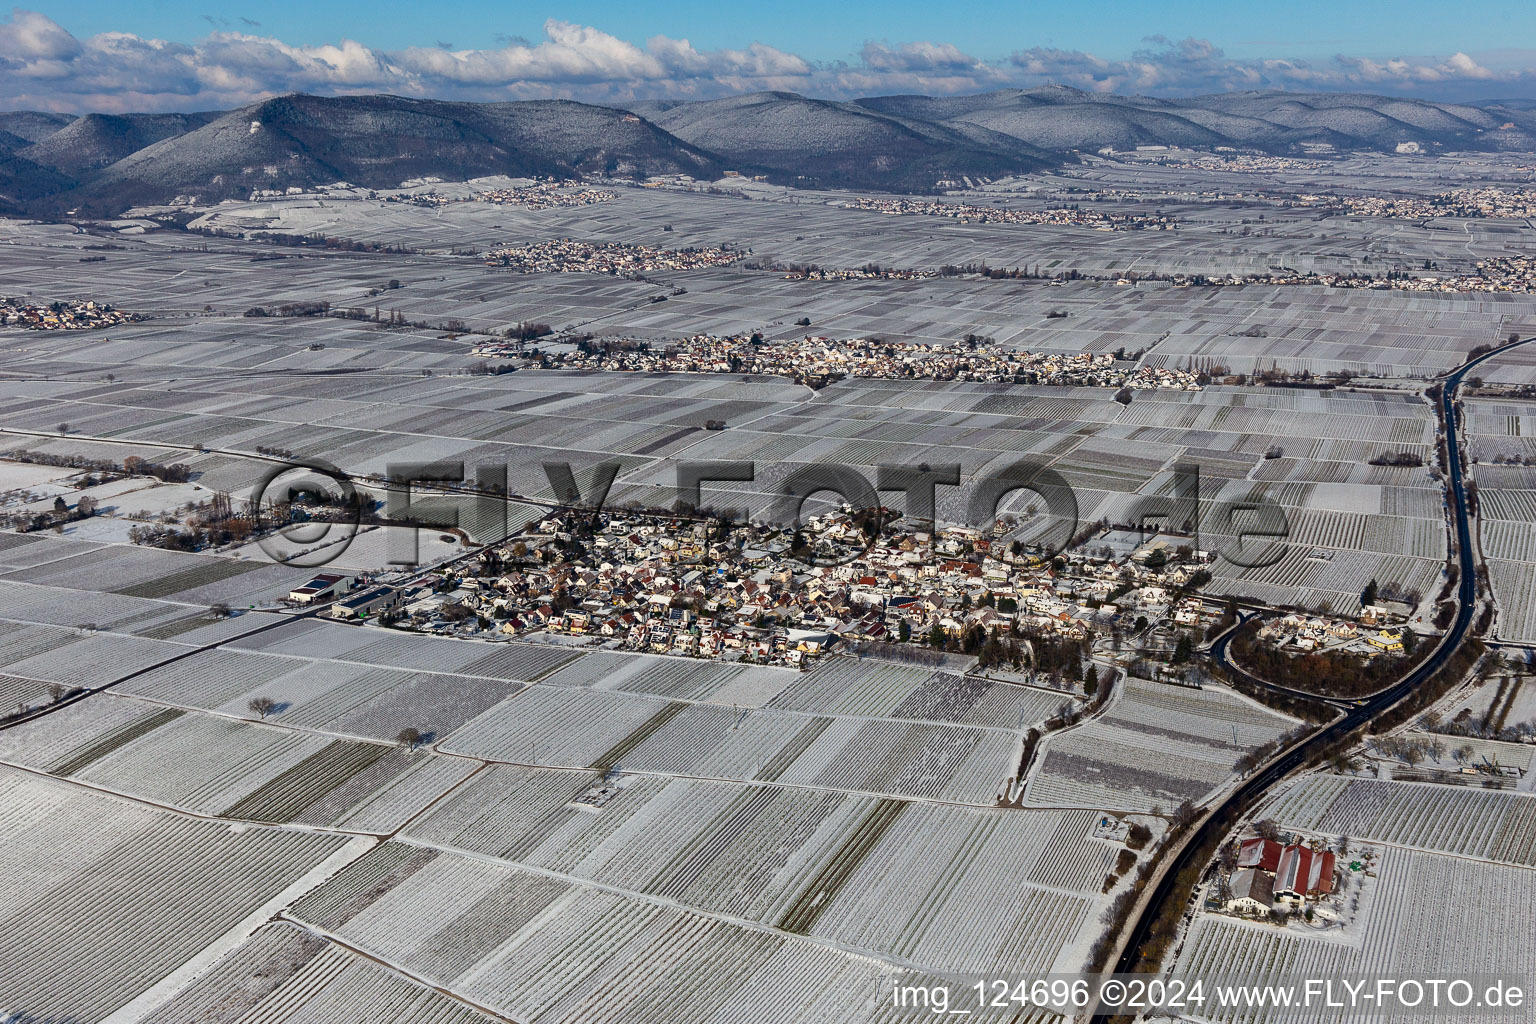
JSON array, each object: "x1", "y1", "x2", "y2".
[{"x1": 1098, "y1": 337, "x2": 1535, "y2": 1010}]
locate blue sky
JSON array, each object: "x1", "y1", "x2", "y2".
[
  {"x1": 4, "y1": 3, "x2": 1536, "y2": 112},
  {"x1": 32, "y1": 0, "x2": 1536, "y2": 64}
]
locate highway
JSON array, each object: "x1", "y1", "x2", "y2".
[{"x1": 1098, "y1": 337, "x2": 1534, "y2": 1011}]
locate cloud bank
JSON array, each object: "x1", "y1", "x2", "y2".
[{"x1": 1, "y1": 9, "x2": 1532, "y2": 113}]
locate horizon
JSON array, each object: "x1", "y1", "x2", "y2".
[
  {"x1": 2, "y1": 81, "x2": 1531, "y2": 120},
  {"x1": 5, "y1": 4, "x2": 1536, "y2": 113},
  {"x1": 6, "y1": 80, "x2": 1529, "y2": 117}
]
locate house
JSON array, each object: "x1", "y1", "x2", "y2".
[
  {"x1": 1224, "y1": 869, "x2": 1275, "y2": 914},
  {"x1": 1360, "y1": 604, "x2": 1391, "y2": 626},
  {"x1": 601, "y1": 612, "x2": 637, "y2": 636},
  {"x1": 287, "y1": 572, "x2": 351, "y2": 604},
  {"x1": 1364, "y1": 629, "x2": 1404, "y2": 653}
]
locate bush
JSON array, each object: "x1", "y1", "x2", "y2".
[{"x1": 1368, "y1": 451, "x2": 1424, "y2": 467}]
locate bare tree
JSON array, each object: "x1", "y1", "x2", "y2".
[
  {"x1": 46, "y1": 683, "x2": 68, "y2": 704},
  {"x1": 1172, "y1": 799, "x2": 1199, "y2": 830},
  {"x1": 248, "y1": 696, "x2": 279, "y2": 719},
  {"x1": 396, "y1": 727, "x2": 423, "y2": 749}
]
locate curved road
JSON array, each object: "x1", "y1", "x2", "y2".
[{"x1": 1101, "y1": 337, "x2": 1534, "y2": 1003}]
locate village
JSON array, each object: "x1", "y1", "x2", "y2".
[
  {"x1": 1141, "y1": 255, "x2": 1536, "y2": 294},
  {"x1": 481, "y1": 237, "x2": 743, "y2": 274},
  {"x1": 503, "y1": 332, "x2": 1208, "y2": 390},
  {"x1": 294, "y1": 506, "x2": 1222, "y2": 671},
  {"x1": 839, "y1": 195, "x2": 1179, "y2": 230},
  {"x1": 769, "y1": 264, "x2": 938, "y2": 282},
  {"x1": 1312, "y1": 185, "x2": 1536, "y2": 220},
  {"x1": 476, "y1": 183, "x2": 616, "y2": 208},
  {"x1": 0, "y1": 297, "x2": 132, "y2": 331},
  {"x1": 386, "y1": 181, "x2": 617, "y2": 210}
]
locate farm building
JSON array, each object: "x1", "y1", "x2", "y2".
[
  {"x1": 1274, "y1": 845, "x2": 1337, "y2": 902},
  {"x1": 327, "y1": 587, "x2": 398, "y2": 620},
  {"x1": 287, "y1": 573, "x2": 352, "y2": 605},
  {"x1": 1237, "y1": 837, "x2": 1283, "y2": 872},
  {"x1": 1232, "y1": 835, "x2": 1335, "y2": 905},
  {"x1": 1225, "y1": 869, "x2": 1275, "y2": 914}
]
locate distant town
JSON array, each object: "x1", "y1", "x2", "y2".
[
  {"x1": 840, "y1": 195, "x2": 1179, "y2": 230},
  {"x1": 501, "y1": 333, "x2": 1208, "y2": 390},
  {"x1": 389, "y1": 181, "x2": 617, "y2": 210},
  {"x1": 1312, "y1": 186, "x2": 1536, "y2": 219},
  {"x1": 482, "y1": 238, "x2": 743, "y2": 274},
  {"x1": 1, "y1": 297, "x2": 132, "y2": 331}
]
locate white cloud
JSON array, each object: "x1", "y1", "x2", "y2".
[
  {"x1": 860, "y1": 40, "x2": 983, "y2": 74},
  {"x1": 0, "y1": 7, "x2": 81, "y2": 61},
  {"x1": 1004, "y1": 37, "x2": 1511, "y2": 97},
  {"x1": 0, "y1": 9, "x2": 1528, "y2": 113}
]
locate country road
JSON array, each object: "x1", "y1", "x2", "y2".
[{"x1": 1096, "y1": 335, "x2": 1536, "y2": 1015}]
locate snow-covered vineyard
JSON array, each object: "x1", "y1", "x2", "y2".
[
  {"x1": 1025, "y1": 678, "x2": 1298, "y2": 812},
  {"x1": 1256, "y1": 775, "x2": 1536, "y2": 865},
  {"x1": 0, "y1": 767, "x2": 358, "y2": 1022},
  {"x1": 277, "y1": 839, "x2": 1066, "y2": 1024},
  {"x1": 437, "y1": 684, "x2": 1023, "y2": 803},
  {"x1": 1465, "y1": 394, "x2": 1536, "y2": 643}
]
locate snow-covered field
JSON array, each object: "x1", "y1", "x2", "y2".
[
  {"x1": 1466, "y1": 396, "x2": 1536, "y2": 643},
  {"x1": 0, "y1": 766, "x2": 352, "y2": 1022},
  {"x1": 1256, "y1": 774, "x2": 1536, "y2": 864},
  {"x1": 1025, "y1": 677, "x2": 1298, "y2": 813}
]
